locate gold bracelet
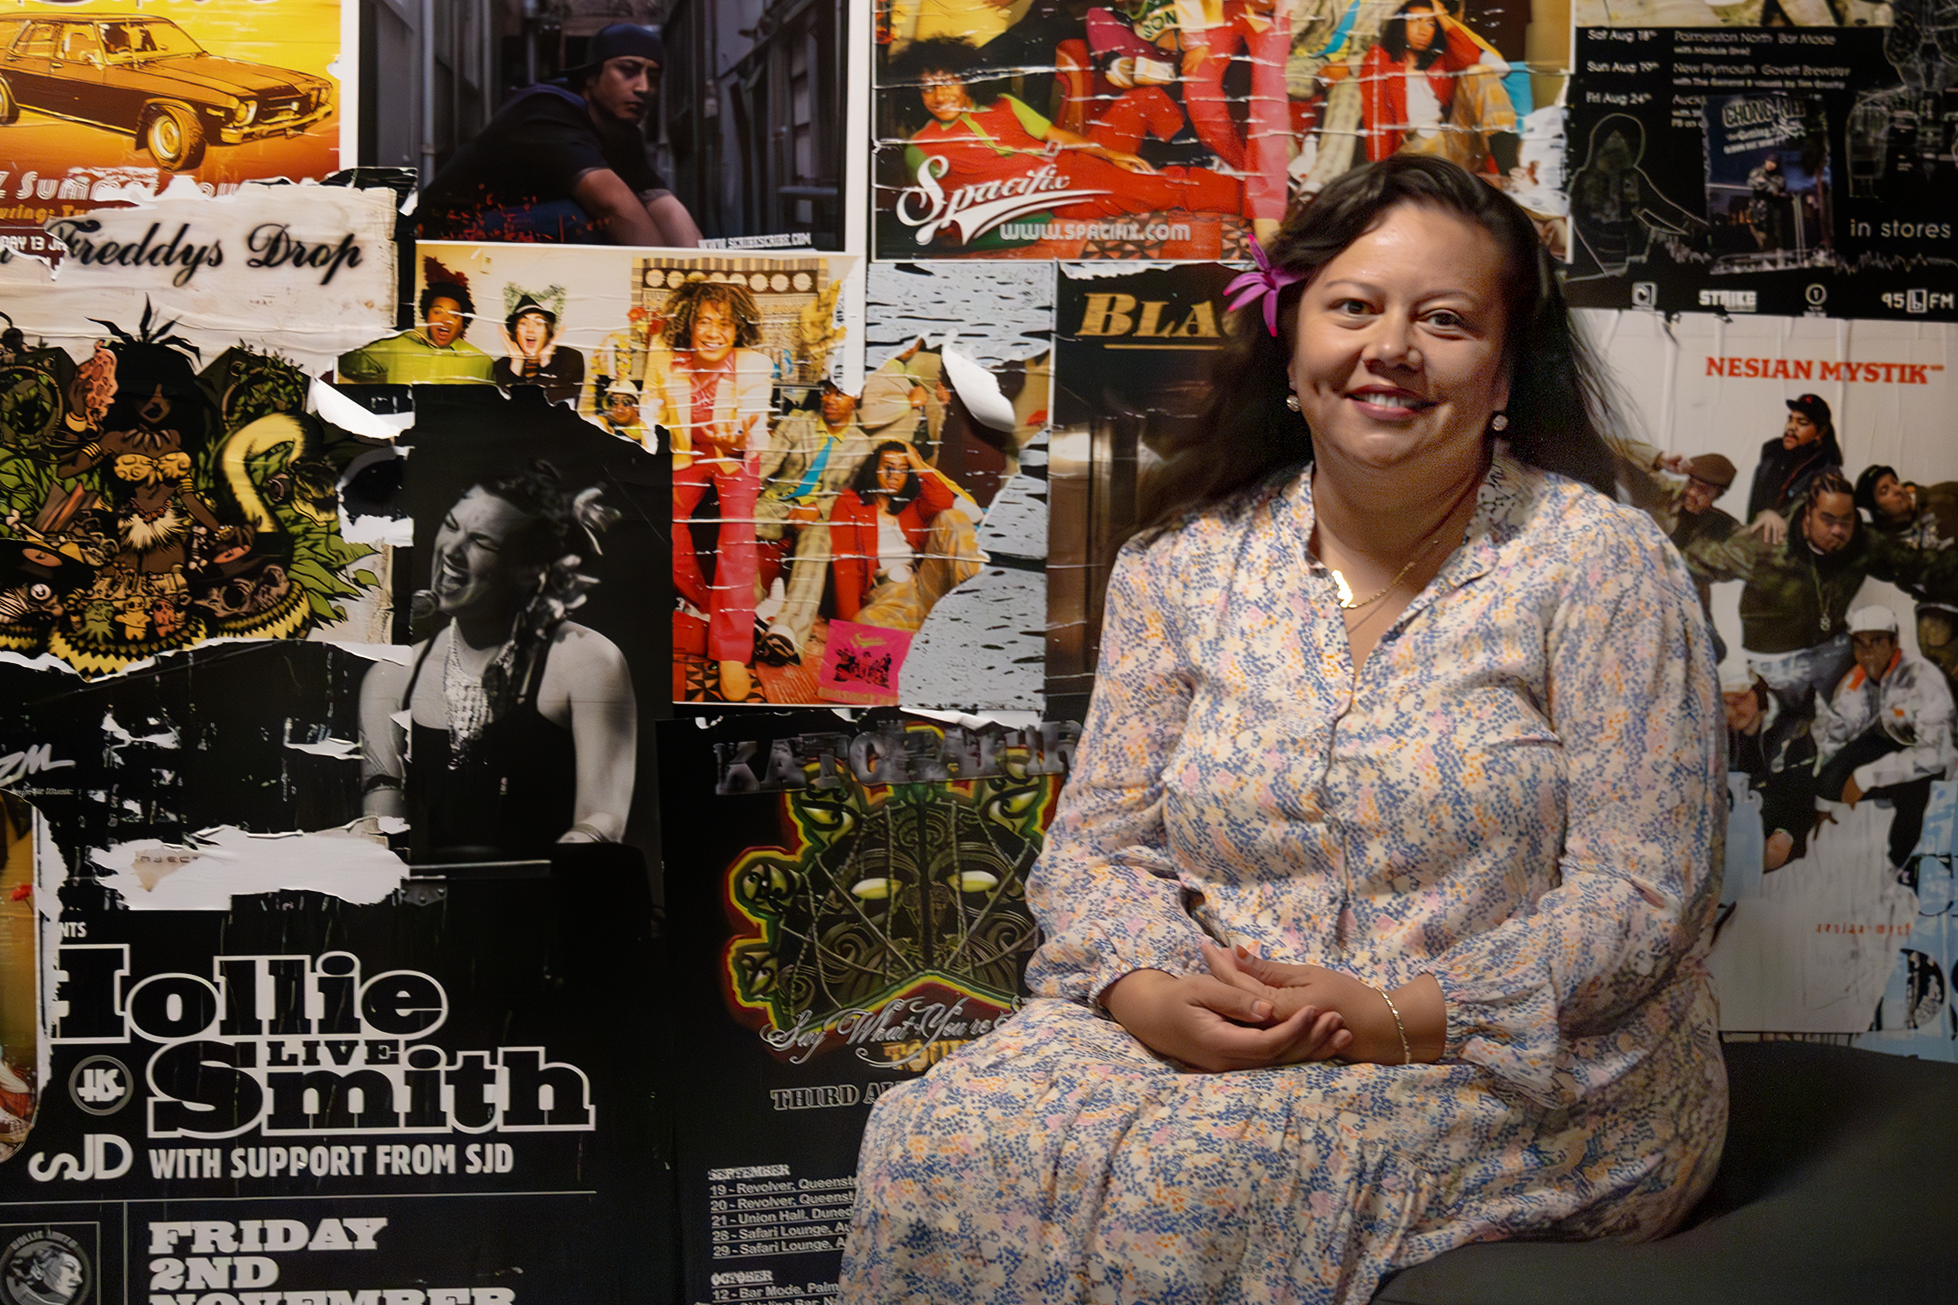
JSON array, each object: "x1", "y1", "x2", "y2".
[{"x1": 1377, "y1": 985, "x2": 1411, "y2": 1065}]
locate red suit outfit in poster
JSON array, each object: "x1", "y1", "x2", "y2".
[
  {"x1": 1084, "y1": 1, "x2": 1293, "y2": 226},
  {"x1": 1358, "y1": 7, "x2": 1515, "y2": 173},
  {"x1": 661, "y1": 353, "x2": 765, "y2": 668},
  {"x1": 829, "y1": 465, "x2": 960, "y2": 622},
  {"x1": 903, "y1": 92, "x2": 1242, "y2": 226}
]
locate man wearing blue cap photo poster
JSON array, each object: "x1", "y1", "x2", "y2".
[{"x1": 418, "y1": 23, "x2": 702, "y2": 246}]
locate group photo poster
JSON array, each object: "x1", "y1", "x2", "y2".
[
  {"x1": 857, "y1": 260, "x2": 1060, "y2": 712},
  {"x1": 0, "y1": 785, "x2": 674, "y2": 1304},
  {"x1": 550, "y1": 244, "x2": 1036, "y2": 711},
  {"x1": 660, "y1": 707, "x2": 1077, "y2": 1305},
  {"x1": 0, "y1": 0, "x2": 348, "y2": 240},
  {"x1": 1566, "y1": 25, "x2": 1957, "y2": 319},
  {"x1": 1587, "y1": 309, "x2": 1958, "y2": 1052},
  {"x1": 870, "y1": 0, "x2": 1570, "y2": 261}
]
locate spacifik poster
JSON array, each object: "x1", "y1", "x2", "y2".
[
  {"x1": 1049, "y1": 259, "x2": 1238, "y2": 717},
  {"x1": 1566, "y1": 26, "x2": 1958, "y2": 319},
  {"x1": 661, "y1": 708, "x2": 1075, "y2": 1305},
  {"x1": 1586, "y1": 309, "x2": 1958, "y2": 1053},
  {"x1": 0, "y1": 0, "x2": 346, "y2": 235},
  {"x1": 871, "y1": 0, "x2": 1564, "y2": 261}
]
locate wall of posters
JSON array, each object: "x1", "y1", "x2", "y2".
[{"x1": 3, "y1": 0, "x2": 1958, "y2": 1295}]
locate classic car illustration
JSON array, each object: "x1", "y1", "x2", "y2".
[{"x1": 0, "y1": 14, "x2": 333, "y2": 171}]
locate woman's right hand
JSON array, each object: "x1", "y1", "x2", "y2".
[{"x1": 1101, "y1": 968, "x2": 1348, "y2": 1072}]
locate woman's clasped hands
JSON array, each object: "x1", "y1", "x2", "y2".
[{"x1": 1102, "y1": 942, "x2": 1439, "y2": 1072}]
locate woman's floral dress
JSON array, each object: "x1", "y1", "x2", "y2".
[{"x1": 842, "y1": 451, "x2": 1729, "y2": 1304}]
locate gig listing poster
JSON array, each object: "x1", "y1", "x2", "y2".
[
  {"x1": 1566, "y1": 26, "x2": 1958, "y2": 320},
  {"x1": 0, "y1": 785, "x2": 674, "y2": 1303},
  {"x1": 660, "y1": 708, "x2": 1075, "y2": 1304}
]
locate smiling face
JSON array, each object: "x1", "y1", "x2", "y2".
[
  {"x1": 1289, "y1": 203, "x2": 1511, "y2": 486},
  {"x1": 587, "y1": 55, "x2": 656, "y2": 124},
  {"x1": 919, "y1": 71, "x2": 975, "y2": 123},
  {"x1": 1802, "y1": 488, "x2": 1857, "y2": 556},
  {"x1": 512, "y1": 310, "x2": 552, "y2": 356},
  {"x1": 429, "y1": 488, "x2": 534, "y2": 619},
  {"x1": 689, "y1": 299, "x2": 737, "y2": 364},
  {"x1": 424, "y1": 296, "x2": 466, "y2": 348},
  {"x1": 1782, "y1": 409, "x2": 1820, "y2": 450},
  {"x1": 820, "y1": 386, "x2": 857, "y2": 428}
]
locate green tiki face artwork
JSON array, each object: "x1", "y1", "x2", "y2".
[{"x1": 721, "y1": 732, "x2": 1059, "y2": 1069}]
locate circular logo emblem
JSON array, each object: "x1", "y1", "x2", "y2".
[
  {"x1": 65, "y1": 1056, "x2": 131, "y2": 1118},
  {"x1": 0, "y1": 1229, "x2": 91, "y2": 1305},
  {"x1": 1806, "y1": 283, "x2": 1828, "y2": 306}
]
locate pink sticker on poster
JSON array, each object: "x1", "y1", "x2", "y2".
[{"x1": 817, "y1": 621, "x2": 912, "y2": 706}]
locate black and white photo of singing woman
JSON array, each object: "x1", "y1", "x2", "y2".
[{"x1": 358, "y1": 463, "x2": 636, "y2": 863}]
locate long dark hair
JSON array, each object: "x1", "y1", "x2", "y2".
[
  {"x1": 851, "y1": 440, "x2": 922, "y2": 510},
  {"x1": 1139, "y1": 155, "x2": 1623, "y2": 532},
  {"x1": 1379, "y1": 0, "x2": 1447, "y2": 67}
]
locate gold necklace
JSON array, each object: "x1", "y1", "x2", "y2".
[
  {"x1": 1332, "y1": 540, "x2": 1436, "y2": 611},
  {"x1": 1326, "y1": 471, "x2": 1484, "y2": 612}
]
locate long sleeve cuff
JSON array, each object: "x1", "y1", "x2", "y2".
[{"x1": 1432, "y1": 963, "x2": 1563, "y2": 1106}]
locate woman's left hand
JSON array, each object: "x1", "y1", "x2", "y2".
[{"x1": 1202, "y1": 943, "x2": 1441, "y2": 1066}]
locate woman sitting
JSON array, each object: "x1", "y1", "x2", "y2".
[
  {"x1": 828, "y1": 441, "x2": 983, "y2": 632},
  {"x1": 842, "y1": 155, "x2": 1725, "y2": 1302}
]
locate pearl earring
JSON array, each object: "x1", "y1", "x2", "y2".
[
  {"x1": 1491, "y1": 413, "x2": 1509, "y2": 432},
  {"x1": 1285, "y1": 394, "x2": 1301, "y2": 412}
]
